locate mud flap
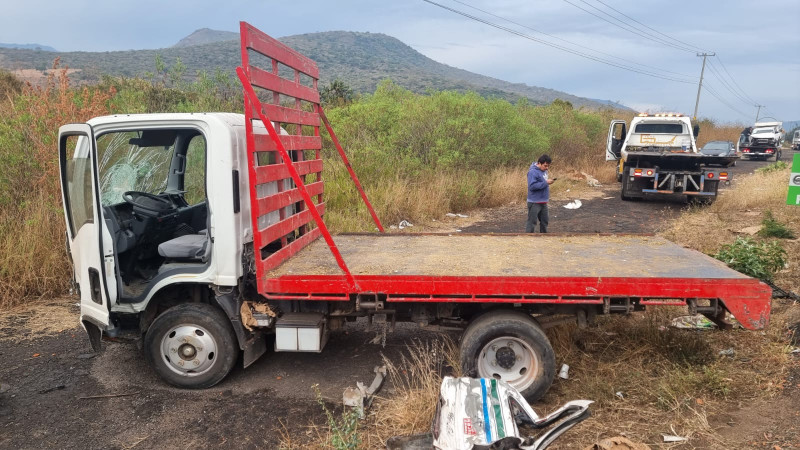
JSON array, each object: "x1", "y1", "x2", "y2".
[{"x1": 83, "y1": 320, "x2": 102, "y2": 352}]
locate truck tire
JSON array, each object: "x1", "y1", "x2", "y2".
[
  {"x1": 460, "y1": 310, "x2": 556, "y2": 402},
  {"x1": 775, "y1": 150, "x2": 782, "y2": 161},
  {"x1": 620, "y1": 175, "x2": 633, "y2": 201},
  {"x1": 144, "y1": 303, "x2": 238, "y2": 389}
]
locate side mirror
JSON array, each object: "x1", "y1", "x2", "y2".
[{"x1": 693, "y1": 124, "x2": 700, "y2": 138}]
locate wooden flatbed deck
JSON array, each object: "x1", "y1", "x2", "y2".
[{"x1": 267, "y1": 234, "x2": 745, "y2": 279}]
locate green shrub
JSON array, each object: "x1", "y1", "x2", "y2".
[
  {"x1": 755, "y1": 161, "x2": 789, "y2": 174},
  {"x1": 314, "y1": 384, "x2": 360, "y2": 449},
  {"x1": 714, "y1": 237, "x2": 787, "y2": 281},
  {"x1": 759, "y1": 210, "x2": 796, "y2": 239}
]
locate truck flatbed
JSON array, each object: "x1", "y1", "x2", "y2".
[{"x1": 263, "y1": 233, "x2": 769, "y2": 329}]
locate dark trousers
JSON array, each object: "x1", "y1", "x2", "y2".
[{"x1": 526, "y1": 202, "x2": 549, "y2": 233}]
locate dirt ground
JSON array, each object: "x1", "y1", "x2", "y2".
[{"x1": 1, "y1": 157, "x2": 798, "y2": 449}]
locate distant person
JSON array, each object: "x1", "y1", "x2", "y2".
[{"x1": 526, "y1": 154, "x2": 554, "y2": 233}]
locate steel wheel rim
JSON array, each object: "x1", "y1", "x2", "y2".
[
  {"x1": 160, "y1": 323, "x2": 219, "y2": 377},
  {"x1": 476, "y1": 337, "x2": 540, "y2": 392}
]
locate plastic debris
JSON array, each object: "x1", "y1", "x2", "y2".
[
  {"x1": 662, "y1": 435, "x2": 688, "y2": 443},
  {"x1": 398, "y1": 220, "x2": 414, "y2": 229},
  {"x1": 671, "y1": 314, "x2": 716, "y2": 330},
  {"x1": 445, "y1": 213, "x2": 469, "y2": 218},
  {"x1": 343, "y1": 365, "x2": 387, "y2": 419},
  {"x1": 615, "y1": 391, "x2": 624, "y2": 399},
  {"x1": 558, "y1": 363, "x2": 570, "y2": 379},
  {"x1": 563, "y1": 200, "x2": 582, "y2": 209},
  {"x1": 602, "y1": 196, "x2": 614, "y2": 200},
  {"x1": 719, "y1": 348, "x2": 735, "y2": 357}
]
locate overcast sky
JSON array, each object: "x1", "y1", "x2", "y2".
[{"x1": 2, "y1": 0, "x2": 798, "y2": 124}]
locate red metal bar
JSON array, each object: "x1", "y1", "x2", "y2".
[
  {"x1": 253, "y1": 160, "x2": 322, "y2": 184},
  {"x1": 260, "y1": 274, "x2": 771, "y2": 330},
  {"x1": 240, "y1": 22, "x2": 319, "y2": 78},
  {"x1": 249, "y1": 66, "x2": 320, "y2": 104},
  {"x1": 257, "y1": 181, "x2": 324, "y2": 212},
  {"x1": 237, "y1": 66, "x2": 357, "y2": 290},
  {"x1": 248, "y1": 102, "x2": 320, "y2": 127},
  {"x1": 254, "y1": 134, "x2": 322, "y2": 152},
  {"x1": 258, "y1": 204, "x2": 326, "y2": 244},
  {"x1": 319, "y1": 108, "x2": 384, "y2": 232}
]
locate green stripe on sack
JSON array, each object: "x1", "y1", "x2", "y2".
[{"x1": 490, "y1": 379, "x2": 505, "y2": 438}]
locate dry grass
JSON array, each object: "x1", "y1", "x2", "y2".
[{"x1": 0, "y1": 296, "x2": 79, "y2": 341}]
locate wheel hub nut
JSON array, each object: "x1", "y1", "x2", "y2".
[
  {"x1": 495, "y1": 346, "x2": 516, "y2": 369},
  {"x1": 179, "y1": 343, "x2": 197, "y2": 360}
]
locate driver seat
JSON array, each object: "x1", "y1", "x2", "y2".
[{"x1": 157, "y1": 229, "x2": 209, "y2": 262}]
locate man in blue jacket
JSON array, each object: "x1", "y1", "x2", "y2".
[{"x1": 526, "y1": 154, "x2": 554, "y2": 233}]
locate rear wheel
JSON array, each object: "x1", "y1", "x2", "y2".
[
  {"x1": 144, "y1": 303, "x2": 238, "y2": 389},
  {"x1": 460, "y1": 310, "x2": 556, "y2": 402},
  {"x1": 620, "y1": 175, "x2": 632, "y2": 201}
]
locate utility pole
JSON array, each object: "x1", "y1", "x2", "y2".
[
  {"x1": 754, "y1": 104, "x2": 763, "y2": 123},
  {"x1": 693, "y1": 52, "x2": 715, "y2": 120}
]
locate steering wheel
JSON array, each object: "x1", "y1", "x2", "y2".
[{"x1": 122, "y1": 191, "x2": 176, "y2": 217}]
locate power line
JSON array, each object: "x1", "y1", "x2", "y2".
[
  {"x1": 713, "y1": 55, "x2": 758, "y2": 105},
  {"x1": 590, "y1": 0, "x2": 708, "y2": 53},
  {"x1": 705, "y1": 60, "x2": 753, "y2": 107},
  {"x1": 422, "y1": 0, "x2": 696, "y2": 84},
  {"x1": 561, "y1": 0, "x2": 696, "y2": 53},
  {"x1": 702, "y1": 83, "x2": 751, "y2": 120},
  {"x1": 450, "y1": 0, "x2": 697, "y2": 80}
]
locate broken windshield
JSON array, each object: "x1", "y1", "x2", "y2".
[{"x1": 96, "y1": 131, "x2": 174, "y2": 206}]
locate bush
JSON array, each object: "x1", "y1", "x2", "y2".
[
  {"x1": 759, "y1": 210, "x2": 796, "y2": 239},
  {"x1": 756, "y1": 161, "x2": 789, "y2": 174},
  {"x1": 714, "y1": 237, "x2": 787, "y2": 281}
]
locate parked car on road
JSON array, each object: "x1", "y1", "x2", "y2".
[{"x1": 700, "y1": 140, "x2": 737, "y2": 166}]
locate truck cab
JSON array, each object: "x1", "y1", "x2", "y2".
[{"x1": 59, "y1": 114, "x2": 261, "y2": 351}]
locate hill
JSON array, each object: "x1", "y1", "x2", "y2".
[
  {"x1": 0, "y1": 29, "x2": 626, "y2": 109},
  {"x1": 173, "y1": 28, "x2": 238, "y2": 48},
  {"x1": 0, "y1": 43, "x2": 57, "y2": 52}
]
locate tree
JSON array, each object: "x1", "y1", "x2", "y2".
[{"x1": 320, "y1": 79, "x2": 354, "y2": 107}]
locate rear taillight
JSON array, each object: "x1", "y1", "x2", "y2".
[
  {"x1": 634, "y1": 168, "x2": 642, "y2": 177},
  {"x1": 719, "y1": 172, "x2": 728, "y2": 180},
  {"x1": 743, "y1": 148, "x2": 751, "y2": 152},
  {"x1": 707, "y1": 173, "x2": 715, "y2": 179},
  {"x1": 646, "y1": 169, "x2": 654, "y2": 176},
  {"x1": 766, "y1": 148, "x2": 774, "y2": 153}
]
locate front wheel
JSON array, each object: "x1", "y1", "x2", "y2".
[
  {"x1": 144, "y1": 303, "x2": 238, "y2": 389},
  {"x1": 460, "y1": 310, "x2": 556, "y2": 402}
]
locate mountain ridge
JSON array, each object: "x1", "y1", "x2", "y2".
[{"x1": 0, "y1": 28, "x2": 628, "y2": 110}]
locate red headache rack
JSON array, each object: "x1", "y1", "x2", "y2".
[{"x1": 237, "y1": 21, "x2": 383, "y2": 295}]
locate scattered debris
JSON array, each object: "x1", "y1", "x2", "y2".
[
  {"x1": 563, "y1": 200, "x2": 582, "y2": 209},
  {"x1": 581, "y1": 171, "x2": 602, "y2": 187},
  {"x1": 615, "y1": 391, "x2": 624, "y2": 399},
  {"x1": 342, "y1": 365, "x2": 387, "y2": 418},
  {"x1": 602, "y1": 196, "x2": 614, "y2": 200},
  {"x1": 398, "y1": 220, "x2": 414, "y2": 229},
  {"x1": 719, "y1": 348, "x2": 736, "y2": 357},
  {"x1": 445, "y1": 213, "x2": 469, "y2": 218},
  {"x1": 671, "y1": 314, "x2": 716, "y2": 330},
  {"x1": 240, "y1": 302, "x2": 276, "y2": 331},
  {"x1": 79, "y1": 392, "x2": 139, "y2": 400},
  {"x1": 662, "y1": 434, "x2": 688, "y2": 443},
  {"x1": 430, "y1": 377, "x2": 591, "y2": 449},
  {"x1": 790, "y1": 348, "x2": 799, "y2": 354},
  {"x1": 736, "y1": 225, "x2": 762, "y2": 235},
  {"x1": 585, "y1": 436, "x2": 651, "y2": 450},
  {"x1": 38, "y1": 385, "x2": 65, "y2": 394},
  {"x1": 559, "y1": 363, "x2": 570, "y2": 379}
]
